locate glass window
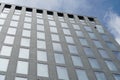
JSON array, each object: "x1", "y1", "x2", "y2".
[
  {"x1": 98, "y1": 49, "x2": 109, "y2": 58},
  {"x1": 37, "y1": 13, "x2": 43, "y2": 18},
  {"x1": 84, "y1": 26, "x2": 92, "y2": 32},
  {"x1": 37, "y1": 25, "x2": 44, "y2": 31},
  {"x1": 26, "y1": 11, "x2": 31, "y2": 14},
  {"x1": 0, "y1": 46, "x2": 12, "y2": 56},
  {"x1": 113, "y1": 51, "x2": 120, "y2": 60},
  {"x1": 25, "y1": 12, "x2": 32, "y2": 16},
  {"x1": 83, "y1": 47, "x2": 94, "y2": 56},
  {"x1": 93, "y1": 40, "x2": 103, "y2": 48},
  {"x1": 16, "y1": 61, "x2": 28, "y2": 74},
  {"x1": 7, "y1": 28, "x2": 17, "y2": 35},
  {"x1": 63, "y1": 29, "x2": 71, "y2": 35},
  {"x1": 88, "y1": 32, "x2": 97, "y2": 39},
  {"x1": 47, "y1": 15, "x2": 53, "y2": 18},
  {"x1": 105, "y1": 60, "x2": 117, "y2": 71},
  {"x1": 37, "y1": 51, "x2": 47, "y2": 61},
  {"x1": 72, "y1": 24, "x2": 80, "y2": 30},
  {"x1": 48, "y1": 15, "x2": 54, "y2": 20},
  {"x1": 37, "y1": 32, "x2": 45, "y2": 40},
  {"x1": 106, "y1": 42, "x2": 117, "y2": 50},
  {"x1": 47, "y1": 16, "x2": 52, "y2": 20},
  {"x1": 76, "y1": 31, "x2": 84, "y2": 37},
  {"x1": 14, "y1": 10, "x2": 21, "y2": 15},
  {"x1": 24, "y1": 17, "x2": 32, "y2": 22},
  {"x1": 68, "y1": 45, "x2": 78, "y2": 54},
  {"x1": 37, "y1": 19, "x2": 44, "y2": 24},
  {"x1": 26, "y1": 12, "x2": 31, "y2": 15},
  {"x1": 54, "y1": 53, "x2": 65, "y2": 64},
  {"x1": 10, "y1": 21, "x2": 18, "y2": 27},
  {"x1": 24, "y1": 23, "x2": 31, "y2": 29},
  {"x1": 22, "y1": 30, "x2": 31, "y2": 37},
  {"x1": 65, "y1": 36, "x2": 74, "y2": 44},
  {"x1": 21, "y1": 38, "x2": 30, "y2": 47},
  {"x1": 19, "y1": 48, "x2": 29, "y2": 59},
  {"x1": 58, "y1": 17, "x2": 64, "y2": 22},
  {"x1": 50, "y1": 27, "x2": 58, "y2": 33},
  {"x1": 69, "y1": 18, "x2": 74, "y2": 21},
  {"x1": 72, "y1": 56, "x2": 83, "y2": 67},
  {"x1": 51, "y1": 34, "x2": 60, "y2": 42},
  {"x1": 57, "y1": 66, "x2": 69, "y2": 80},
  {"x1": 95, "y1": 72, "x2": 107, "y2": 80},
  {"x1": 0, "y1": 75, "x2": 5, "y2": 80},
  {"x1": 88, "y1": 58, "x2": 100, "y2": 69},
  {"x1": 49, "y1": 21, "x2": 56, "y2": 26},
  {"x1": 79, "y1": 38, "x2": 89, "y2": 46},
  {"x1": 4, "y1": 36, "x2": 14, "y2": 44},
  {"x1": 79, "y1": 20, "x2": 86, "y2": 25},
  {"x1": 114, "y1": 74, "x2": 120, "y2": 80},
  {"x1": 12, "y1": 15, "x2": 20, "y2": 20},
  {"x1": 101, "y1": 34, "x2": 109, "y2": 41},
  {"x1": 53, "y1": 43, "x2": 62, "y2": 51},
  {"x1": 2, "y1": 8, "x2": 9, "y2": 13},
  {"x1": 26, "y1": 12, "x2": 32, "y2": 17},
  {"x1": 61, "y1": 23, "x2": 68, "y2": 28},
  {"x1": 3, "y1": 8, "x2": 10, "y2": 13},
  {"x1": 79, "y1": 19, "x2": 84, "y2": 23},
  {"x1": 90, "y1": 21, "x2": 95, "y2": 24},
  {"x1": 0, "y1": 19, "x2": 5, "y2": 25},
  {"x1": 76, "y1": 69, "x2": 88, "y2": 80},
  {"x1": 0, "y1": 58, "x2": 9, "y2": 71},
  {"x1": 15, "y1": 77, "x2": 27, "y2": 80},
  {"x1": 69, "y1": 19, "x2": 75, "y2": 23},
  {"x1": 37, "y1": 40, "x2": 46, "y2": 49},
  {"x1": 0, "y1": 13, "x2": 8, "y2": 18},
  {"x1": 26, "y1": 12, "x2": 32, "y2": 15},
  {"x1": 96, "y1": 25, "x2": 104, "y2": 33},
  {"x1": 37, "y1": 64, "x2": 49, "y2": 77},
  {"x1": 26, "y1": 11, "x2": 32, "y2": 14}
]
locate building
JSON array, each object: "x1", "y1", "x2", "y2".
[{"x1": 0, "y1": 2, "x2": 120, "y2": 80}]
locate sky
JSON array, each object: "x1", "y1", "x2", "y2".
[{"x1": 0, "y1": 0, "x2": 120, "y2": 43}]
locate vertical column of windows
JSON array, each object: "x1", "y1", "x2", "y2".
[
  {"x1": 67, "y1": 15, "x2": 89, "y2": 80},
  {"x1": 16, "y1": 8, "x2": 31, "y2": 80},
  {"x1": 0, "y1": 5, "x2": 11, "y2": 80},
  {"x1": 100, "y1": 32, "x2": 119, "y2": 60},
  {"x1": 15, "y1": 31, "x2": 27, "y2": 79},
  {"x1": 36, "y1": 10, "x2": 49, "y2": 78},
  {"x1": 50, "y1": 13, "x2": 70, "y2": 80}
]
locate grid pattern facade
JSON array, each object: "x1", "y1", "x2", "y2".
[{"x1": 0, "y1": 3, "x2": 120, "y2": 80}]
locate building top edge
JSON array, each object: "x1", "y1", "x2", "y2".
[{"x1": 0, "y1": 2, "x2": 97, "y2": 19}]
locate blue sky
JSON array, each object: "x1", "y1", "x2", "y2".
[{"x1": 0, "y1": 0, "x2": 120, "y2": 43}]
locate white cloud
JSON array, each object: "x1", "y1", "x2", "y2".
[
  {"x1": 59, "y1": 0, "x2": 91, "y2": 13},
  {"x1": 0, "y1": 0, "x2": 61, "y2": 10},
  {"x1": 104, "y1": 9, "x2": 120, "y2": 44}
]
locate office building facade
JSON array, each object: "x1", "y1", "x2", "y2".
[{"x1": 0, "y1": 2, "x2": 120, "y2": 80}]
